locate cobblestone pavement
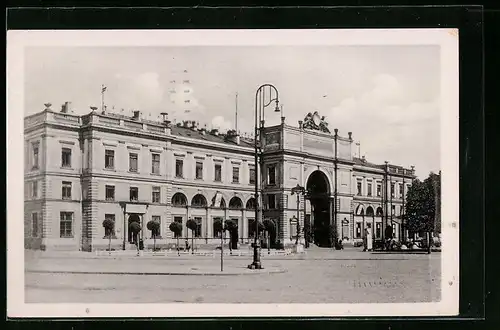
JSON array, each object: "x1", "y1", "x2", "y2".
[{"x1": 25, "y1": 248, "x2": 441, "y2": 304}]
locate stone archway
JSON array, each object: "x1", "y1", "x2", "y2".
[{"x1": 306, "y1": 170, "x2": 332, "y2": 247}]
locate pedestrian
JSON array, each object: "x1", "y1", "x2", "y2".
[
  {"x1": 185, "y1": 239, "x2": 190, "y2": 252},
  {"x1": 363, "y1": 228, "x2": 368, "y2": 252},
  {"x1": 366, "y1": 228, "x2": 373, "y2": 251}
]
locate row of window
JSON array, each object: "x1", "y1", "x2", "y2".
[
  {"x1": 354, "y1": 222, "x2": 396, "y2": 239},
  {"x1": 356, "y1": 180, "x2": 407, "y2": 198}
]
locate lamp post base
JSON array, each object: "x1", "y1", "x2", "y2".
[{"x1": 248, "y1": 244, "x2": 263, "y2": 269}]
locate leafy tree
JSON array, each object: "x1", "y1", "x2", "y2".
[
  {"x1": 102, "y1": 218, "x2": 114, "y2": 253},
  {"x1": 147, "y1": 220, "x2": 161, "y2": 251},
  {"x1": 186, "y1": 218, "x2": 197, "y2": 254},
  {"x1": 169, "y1": 222, "x2": 183, "y2": 255}
]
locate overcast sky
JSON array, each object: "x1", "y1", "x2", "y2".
[{"x1": 24, "y1": 46, "x2": 440, "y2": 178}]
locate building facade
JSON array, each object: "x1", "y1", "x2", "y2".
[{"x1": 24, "y1": 103, "x2": 415, "y2": 251}]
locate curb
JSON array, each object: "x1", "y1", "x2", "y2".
[{"x1": 25, "y1": 268, "x2": 287, "y2": 276}]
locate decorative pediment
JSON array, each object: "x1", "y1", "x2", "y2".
[{"x1": 303, "y1": 111, "x2": 330, "y2": 134}]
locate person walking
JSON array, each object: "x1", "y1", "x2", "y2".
[{"x1": 363, "y1": 228, "x2": 368, "y2": 252}]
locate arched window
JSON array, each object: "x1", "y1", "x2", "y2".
[
  {"x1": 366, "y1": 206, "x2": 374, "y2": 216},
  {"x1": 191, "y1": 194, "x2": 207, "y2": 207},
  {"x1": 376, "y1": 207, "x2": 384, "y2": 217},
  {"x1": 246, "y1": 198, "x2": 256, "y2": 210},
  {"x1": 229, "y1": 197, "x2": 243, "y2": 209},
  {"x1": 355, "y1": 205, "x2": 364, "y2": 216},
  {"x1": 171, "y1": 193, "x2": 187, "y2": 207}
]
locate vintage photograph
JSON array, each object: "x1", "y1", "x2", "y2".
[{"x1": 8, "y1": 29, "x2": 459, "y2": 317}]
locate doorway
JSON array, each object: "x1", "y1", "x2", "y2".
[
  {"x1": 306, "y1": 170, "x2": 332, "y2": 247},
  {"x1": 128, "y1": 214, "x2": 140, "y2": 244}
]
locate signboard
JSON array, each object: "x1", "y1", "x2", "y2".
[{"x1": 126, "y1": 204, "x2": 147, "y2": 214}]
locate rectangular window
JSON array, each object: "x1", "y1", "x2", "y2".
[
  {"x1": 194, "y1": 217, "x2": 202, "y2": 238},
  {"x1": 104, "y1": 214, "x2": 116, "y2": 238},
  {"x1": 195, "y1": 161, "x2": 203, "y2": 179},
  {"x1": 175, "y1": 159, "x2": 183, "y2": 178},
  {"x1": 174, "y1": 217, "x2": 183, "y2": 237},
  {"x1": 152, "y1": 186, "x2": 161, "y2": 203},
  {"x1": 377, "y1": 184, "x2": 382, "y2": 197},
  {"x1": 151, "y1": 153, "x2": 160, "y2": 174},
  {"x1": 129, "y1": 153, "x2": 138, "y2": 172},
  {"x1": 268, "y1": 165, "x2": 276, "y2": 185},
  {"x1": 367, "y1": 183, "x2": 372, "y2": 196},
  {"x1": 357, "y1": 181, "x2": 362, "y2": 196},
  {"x1": 355, "y1": 223, "x2": 362, "y2": 238},
  {"x1": 151, "y1": 215, "x2": 161, "y2": 238},
  {"x1": 392, "y1": 205, "x2": 396, "y2": 215},
  {"x1": 31, "y1": 213, "x2": 38, "y2": 237},
  {"x1": 376, "y1": 223, "x2": 382, "y2": 238},
  {"x1": 32, "y1": 143, "x2": 39, "y2": 169},
  {"x1": 61, "y1": 148, "x2": 72, "y2": 168},
  {"x1": 232, "y1": 166, "x2": 239, "y2": 183},
  {"x1": 214, "y1": 164, "x2": 222, "y2": 182},
  {"x1": 249, "y1": 166, "x2": 256, "y2": 184},
  {"x1": 399, "y1": 183, "x2": 404, "y2": 197},
  {"x1": 105, "y1": 150, "x2": 115, "y2": 169},
  {"x1": 391, "y1": 183, "x2": 395, "y2": 197},
  {"x1": 130, "y1": 187, "x2": 139, "y2": 201},
  {"x1": 60, "y1": 212, "x2": 73, "y2": 238},
  {"x1": 62, "y1": 181, "x2": 72, "y2": 199},
  {"x1": 105, "y1": 185, "x2": 115, "y2": 201},
  {"x1": 267, "y1": 194, "x2": 276, "y2": 209},
  {"x1": 31, "y1": 181, "x2": 38, "y2": 198}
]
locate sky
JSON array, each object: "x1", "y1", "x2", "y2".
[{"x1": 24, "y1": 45, "x2": 440, "y2": 178}]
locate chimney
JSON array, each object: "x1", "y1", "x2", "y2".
[
  {"x1": 361, "y1": 155, "x2": 366, "y2": 162},
  {"x1": 211, "y1": 128, "x2": 219, "y2": 136},
  {"x1": 348, "y1": 132, "x2": 352, "y2": 140},
  {"x1": 60, "y1": 101, "x2": 71, "y2": 113},
  {"x1": 224, "y1": 129, "x2": 240, "y2": 145},
  {"x1": 132, "y1": 111, "x2": 141, "y2": 120},
  {"x1": 298, "y1": 120, "x2": 303, "y2": 129}
]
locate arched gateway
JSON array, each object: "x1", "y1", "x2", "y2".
[{"x1": 306, "y1": 170, "x2": 332, "y2": 247}]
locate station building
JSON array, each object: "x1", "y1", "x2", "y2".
[{"x1": 24, "y1": 102, "x2": 415, "y2": 251}]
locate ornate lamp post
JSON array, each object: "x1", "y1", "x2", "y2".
[
  {"x1": 248, "y1": 84, "x2": 281, "y2": 270},
  {"x1": 291, "y1": 184, "x2": 306, "y2": 245}
]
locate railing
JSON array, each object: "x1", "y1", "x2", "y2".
[
  {"x1": 53, "y1": 113, "x2": 80, "y2": 124},
  {"x1": 124, "y1": 121, "x2": 143, "y2": 130}
]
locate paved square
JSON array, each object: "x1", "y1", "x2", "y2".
[{"x1": 25, "y1": 248, "x2": 441, "y2": 304}]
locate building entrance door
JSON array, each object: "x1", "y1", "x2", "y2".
[
  {"x1": 128, "y1": 214, "x2": 141, "y2": 244},
  {"x1": 306, "y1": 170, "x2": 332, "y2": 247}
]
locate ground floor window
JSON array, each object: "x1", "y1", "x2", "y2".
[
  {"x1": 213, "y1": 217, "x2": 223, "y2": 238},
  {"x1": 355, "y1": 222, "x2": 362, "y2": 238},
  {"x1": 31, "y1": 212, "x2": 39, "y2": 237},
  {"x1": 173, "y1": 216, "x2": 183, "y2": 238},
  {"x1": 194, "y1": 217, "x2": 202, "y2": 238},
  {"x1": 60, "y1": 212, "x2": 73, "y2": 238},
  {"x1": 376, "y1": 222, "x2": 381, "y2": 238},
  {"x1": 151, "y1": 215, "x2": 161, "y2": 238}
]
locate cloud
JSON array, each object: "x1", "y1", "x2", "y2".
[{"x1": 211, "y1": 116, "x2": 232, "y2": 131}]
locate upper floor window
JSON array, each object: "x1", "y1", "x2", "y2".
[
  {"x1": 172, "y1": 193, "x2": 187, "y2": 207},
  {"x1": 249, "y1": 166, "x2": 256, "y2": 184},
  {"x1": 268, "y1": 165, "x2": 276, "y2": 185},
  {"x1": 61, "y1": 148, "x2": 72, "y2": 168},
  {"x1": 367, "y1": 182, "x2": 372, "y2": 196},
  {"x1": 129, "y1": 153, "x2": 138, "y2": 172},
  {"x1": 214, "y1": 163, "x2": 222, "y2": 182},
  {"x1": 399, "y1": 183, "x2": 404, "y2": 197},
  {"x1": 105, "y1": 185, "x2": 115, "y2": 201},
  {"x1": 151, "y1": 153, "x2": 160, "y2": 174},
  {"x1": 356, "y1": 181, "x2": 362, "y2": 196},
  {"x1": 392, "y1": 205, "x2": 396, "y2": 215},
  {"x1": 391, "y1": 183, "x2": 395, "y2": 197},
  {"x1": 32, "y1": 143, "x2": 39, "y2": 169},
  {"x1": 60, "y1": 212, "x2": 73, "y2": 238},
  {"x1": 62, "y1": 181, "x2": 72, "y2": 199},
  {"x1": 377, "y1": 183, "x2": 382, "y2": 197},
  {"x1": 130, "y1": 187, "x2": 139, "y2": 202},
  {"x1": 175, "y1": 159, "x2": 183, "y2": 178},
  {"x1": 232, "y1": 166, "x2": 240, "y2": 183},
  {"x1": 195, "y1": 161, "x2": 203, "y2": 180},
  {"x1": 152, "y1": 186, "x2": 161, "y2": 203},
  {"x1": 31, "y1": 181, "x2": 38, "y2": 198},
  {"x1": 267, "y1": 194, "x2": 276, "y2": 209},
  {"x1": 105, "y1": 150, "x2": 115, "y2": 169}
]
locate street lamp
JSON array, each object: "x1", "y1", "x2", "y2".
[
  {"x1": 291, "y1": 184, "x2": 306, "y2": 245},
  {"x1": 248, "y1": 84, "x2": 281, "y2": 270}
]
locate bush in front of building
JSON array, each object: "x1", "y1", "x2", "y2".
[
  {"x1": 224, "y1": 219, "x2": 238, "y2": 251},
  {"x1": 146, "y1": 220, "x2": 161, "y2": 251},
  {"x1": 169, "y1": 222, "x2": 183, "y2": 255},
  {"x1": 102, "y1": 218, "x2": 115, "y2": 252}
]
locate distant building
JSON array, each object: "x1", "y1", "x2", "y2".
[{"x1": 24, "y1": 104, "x2": 415, "y2": 251}]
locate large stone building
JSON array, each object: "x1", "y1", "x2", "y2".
[{"x1": 24, "y1": 103, "x2": 415, "y2": 251}]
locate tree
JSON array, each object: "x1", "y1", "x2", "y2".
[
  {"x1": 186, "y1": 218, "x2": 197, "y2": 254},
  {"x1": 169, "y1": 221, "x2": 182, "y2": 255},
  {"x1": 102, "y1": 218, "x2": 114, "y2": 253},
  {"x1": 405, "y1": 172, "x2": 440, "y2": 253},
  {"x1": 129, "y1": 221, "x2": 141, "y2": 253},
  {"x1": 147, "y1": 219, "x2": 161, "y2": 252}
]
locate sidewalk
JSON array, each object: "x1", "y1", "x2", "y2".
[{"x1": 25, "y1": 255, "x2": 287, "y2": 276}]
